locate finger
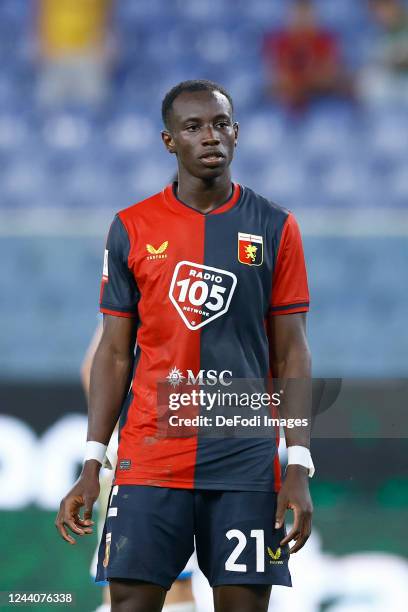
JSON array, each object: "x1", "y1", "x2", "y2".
[
  {"x1": 64, "y1": 516, "x2": 87, "y2": 536},
  {"x1": 77, "y1": 517, "x2": 95, "y2": 526},
  {"x1": 70, "y1": 511, "x2": 93, "y2": 533},
  {"x1": 288, "y1": 523, "x2": 305, "y2": 554},
  {"x1": 274, "y1": 494, "x2": 288, "y2": 529},
  {"x1": 280, "y1": 505, "x2": 301, "y2": 546},
  {"x1": 78, "y1": 523, "x2": 94, "y2": 534},
  {"x1": 279, "y1": 504, "x2": 301, "y2": 544},
  {"x1": 290, "y1": 513, "x2": 312, "y2": 554},
  {"x1": 83, "y1": 498, "x2": 95, "y2": 521},
  {"x1": 76, "y1": 515, "x2": 95, "y2": 529},
  {"x1": 289, "y1": 537, "x2": 305, "y2": 554},
  {"x1": 75, "y1": 519, "x2": 93, "y2": 534},
  {"x1": 55, "y1": 518, "x2": 76, "y2": 545},
  {"x1": 76, "y1": 524, "x2": 94, "y2": 533},
  {"x1": 280, "y1": 526, "x2": 300, "y2": 547}
]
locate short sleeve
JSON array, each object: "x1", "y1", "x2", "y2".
[
  {"x1": 99, "y1": 215, "x2": 139, "y2": 318},
  {"x1": 269, "y1": 213, "x2": 309, "y2": 316}
]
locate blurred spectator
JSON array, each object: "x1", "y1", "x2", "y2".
[
  {"x1": 36, "y1": 0, "x2": 114, "y2": 106},
  {"x1": 262, "y1": 0, "x2": 352, "y2": 111},
  {"x1": 360, "y1": 0, "x2": 408, "y2": 105}
]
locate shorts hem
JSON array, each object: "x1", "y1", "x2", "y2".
[
  {"x1": 210, "y1": 577, "x2": 292, "y2": 588},
  {"x1": 96, "y1": 571, "x2": 172, "y2": 591}
]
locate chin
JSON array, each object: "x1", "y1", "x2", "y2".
[
  {"x1": 196, "y1": 163, "x2": 231, "y2": 181},
  {"x1": 201, "y1": 168, "x2": 225, "y2": 180}
]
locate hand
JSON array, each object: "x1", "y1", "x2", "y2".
[
  {"x1": 275, "y1": 464, "x2": 313, "y2": 554},
  {"x1": 55, "y1": 460, "x2": 101, "y2": 544}
]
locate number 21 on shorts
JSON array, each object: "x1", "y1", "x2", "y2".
[{"x1": 225, "y1": 529, "x2": 265, "y2": 573}]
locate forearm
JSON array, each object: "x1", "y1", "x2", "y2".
[
  {"x1": 56, "y1": 322, "x2": 134, "y2": 544},
  {"x1": 273, "y1": 343, "x2": 312, "y2": 448},
  {"x1": 87, "y1": 342, "x2": 133, "y2": 445}
]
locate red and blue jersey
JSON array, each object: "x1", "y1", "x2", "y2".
[{"x1": 100, "y1": 183, "x2": 309, "y2": 492}]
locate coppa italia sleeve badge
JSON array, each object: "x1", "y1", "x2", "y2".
[
  {"x1": 169, "y1": 261, "x2": 237, "y2": 330},
  {"x1": 238, "y1": 232, "x2": 263, "y2": 266},
  {"x1": 103, "y1": 249, "x2": 109, "y2": 278}
]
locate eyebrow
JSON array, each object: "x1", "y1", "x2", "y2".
[{"x1": 182, "y1": 113, "x2": 232, "y2": 124}]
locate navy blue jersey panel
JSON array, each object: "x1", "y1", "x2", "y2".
[
  {"x1": 100, "y1": 215, "x2": 140, "y2": 315},
  {"x1": 192, "y1": 187, "x2": 288, "y2": 491},
  {"x1": 193, "y1": 438, "x2": 277, "y2": 491},
  {"x1": 200, "y1": 186, "x2": 290, "y2": 379}
]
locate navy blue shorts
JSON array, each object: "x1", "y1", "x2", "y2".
[{"x1": 96, "y1": 485, "x2": 292, "y2": 590}]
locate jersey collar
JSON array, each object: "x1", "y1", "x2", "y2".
[{"x1": 163, "y1": 182, "x2": 241, "y2": 217}]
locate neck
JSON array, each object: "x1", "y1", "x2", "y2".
[{"x1": 176, "y1": 171, "x2": 233, "y2": 214}]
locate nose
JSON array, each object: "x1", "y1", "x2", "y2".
[{"x1": 201, "y1": 125, "x2": 220, "y2": 145}]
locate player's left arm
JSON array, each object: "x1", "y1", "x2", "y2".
[
  {"x1": 267, "y1": 211, "x2": 312, "y2": 553},
  {"x1": 267, "y1": 311, "x2": 313, "y2": 553}
]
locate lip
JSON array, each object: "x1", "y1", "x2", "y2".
[
  {"x1": 199, "y1": 151, "x2": 226, "y2": 167},
  {"x1": 199, "y1": 156, "x2": 226, "y2": 167},
  {"x1": 199, "y1": 151, "x2": 225, "y2": 159}
]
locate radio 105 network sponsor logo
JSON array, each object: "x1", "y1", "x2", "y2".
[{"x1": 169, "y1": 261, "x2": 237, "y2": 330}]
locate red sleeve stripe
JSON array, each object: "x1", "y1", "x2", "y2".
[
  {"x1": 100, "y1": 307, "x2": 137, "y2": 318},
  {"x1": 99, "y1": 278, "x2": 108, "y2": 304}
]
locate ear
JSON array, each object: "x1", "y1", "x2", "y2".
[
  {"x1": 161, "y1": 130, "x2": 176, "y2": 154},
  {"x1": 233, "y1": 122, "x2": 239, "y2": 147}
]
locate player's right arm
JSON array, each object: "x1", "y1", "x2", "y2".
[
  {"x1": 55, "y1": 315, "x2": 136, "y2": 544},
  {"x1": 56, "y1": 214, "x2": 140, "y2": 544}
]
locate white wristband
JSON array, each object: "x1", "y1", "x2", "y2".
[
  {"x1": 84, "y1": 441, "x2": 108, "y2": 466},
  {"x1": 287, "y1": 445, "x2": 315, "y2": 477}
]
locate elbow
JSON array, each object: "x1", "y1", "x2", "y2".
[
  {"x1": 273, "y1": 345, "x2": 312, "y2": 378},
  {"x1": 291, "y1": 344, "x2": 312, "y2": 375},
  {"x1": 80, "y1": 363, "x2": 91, "y2": 394},
  {"x1": 303, "y1": 345, "x2": 312, "y2": 372},
  {"x1": 97, "y1": 340, "x2": 133, "y2": 370}
]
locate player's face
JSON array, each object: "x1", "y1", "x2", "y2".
[{"x1": 162, "y1": 90, "x2": 238, "y2": 180}]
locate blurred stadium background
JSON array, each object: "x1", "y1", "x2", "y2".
[{"x1": 1, "y1": 0, "x2": 407, "y2": 610}]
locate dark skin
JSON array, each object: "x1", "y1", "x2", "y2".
[
  {"x1": 161, "y1": 89, "x2": 239, "y2": 213},
  {"x1": 267, "y1": 312, "x2": 313, "y2": 554},
  {"x1": 55, "y1": 89, "x2": 312, "y2": 612}
]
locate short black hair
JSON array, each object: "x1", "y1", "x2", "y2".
[{"x1": 161, "y1": 79, "x2": 234, "y2": 129}]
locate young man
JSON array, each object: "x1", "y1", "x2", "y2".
[{"x1": 56, "y1": 80, "x2": 313, "y2": 612}]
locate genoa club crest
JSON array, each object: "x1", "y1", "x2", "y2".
[{"x1": 238, "y1": 232, "x2": 263, "y2": 266}]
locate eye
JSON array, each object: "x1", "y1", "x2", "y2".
[
  {"x1": 216, "y1": 121, "x2": 230, "y2": 129},
  {"x1": 186, "y1": 125, "x2": 199, "y2": 132}
]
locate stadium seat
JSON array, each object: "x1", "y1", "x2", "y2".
[{"x1": 1, "y1": 1, "x2": 407, "y2": 380}]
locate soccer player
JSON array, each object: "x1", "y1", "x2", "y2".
[{"x1": 56, "y1": 79, "x2": 313, "y2": 612}]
